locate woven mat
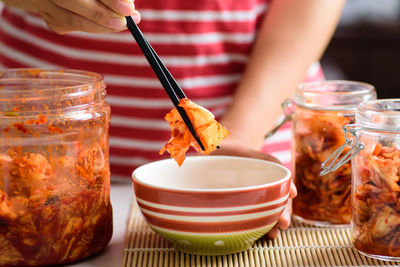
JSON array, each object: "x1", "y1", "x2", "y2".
[{"x1": 122, "y1": 203, "x2": 399, "y2": 267}]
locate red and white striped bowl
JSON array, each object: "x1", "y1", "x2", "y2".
[{"x1": 131, "y1": 155, "x2": 291, "y2": 255}]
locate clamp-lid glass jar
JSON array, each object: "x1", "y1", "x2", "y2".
[
  {"x1": 0, "y1": 69, "x2": 112, "y2": 266},
  {"x1": 291, "y1": 81, "x2": 376, "y2": 226},
  {"x1": 324, "y1": 99, "x2": 400, "y2": 261}
]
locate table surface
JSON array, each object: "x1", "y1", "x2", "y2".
[
  {"x1": 122, "y1": 204, "x2": 400, "y2": 267},
  {"x1": 62, "y1": 179, "x2": 400, "y2": 267},
  {"x1": 65, "y1": 179, "x2": 133, "y2": 267}
]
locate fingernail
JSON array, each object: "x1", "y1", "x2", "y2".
[
  {"x1": 132, "y1": 10, "x2": 141, "y2": 24},
  {"x1": 116, "y1": 0, "x2": 135, "y2": 16},
  {"x1": 109, "y1": 17, "x2": 126, "y2": 30}
]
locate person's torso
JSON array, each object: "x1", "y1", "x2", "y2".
[{"x1": 0, "y1": 0, "x2": 321, "y2": 178}]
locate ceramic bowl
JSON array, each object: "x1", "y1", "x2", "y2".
[{"x1": 131, "y1": 155, "x2": 291, "y2": 255}]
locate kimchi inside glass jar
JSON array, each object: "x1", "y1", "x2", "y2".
[
  {"x1": 351, "y1": 99, "x2": 400, "y2": 261},
  {"x1": 292, "y1": 81, "x2": 376, "y2": 226},
  {"x1": 0, "y1": 69, "x2": 112, "y2": 266}
]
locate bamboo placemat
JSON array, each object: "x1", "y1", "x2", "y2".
[{"x1": 122, "y1": 203, "x2": 400, "y2": 267}]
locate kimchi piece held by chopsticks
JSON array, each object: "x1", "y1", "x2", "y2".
[{"x1": 160, "y1": 98, "x2": 229, "y2": 166}]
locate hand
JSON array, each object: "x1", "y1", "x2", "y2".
[
  {"x1": 266, "y1": 184, "x2": 296, "y2": 239},
  {"x1": 31, "y1": 0, "x2": 141, "y2": 34},
  {"x1": 211, "y1": 137, "x2": 297, "y2": 239}
]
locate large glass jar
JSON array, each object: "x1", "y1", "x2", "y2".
[
  {"x1": 348, "y1": 99, "x2": 400, "y2": 261},
  {"x1": 292, "y1": 81, "x2": 376, "y2": 226},
  {"x1": 0, "y1": 69, "x2": 112, "y2": 266}
]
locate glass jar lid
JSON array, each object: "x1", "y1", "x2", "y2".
[
  {"x1": 295, "y1": 80, "x2": 376, "y2": 111},
  {"x1": 356, "y1": 99, "x2": 400, "y2": 132}
]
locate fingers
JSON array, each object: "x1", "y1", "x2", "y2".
[
  {"x1": 266, "y1": 182, "x2": 297, "y2": 239},
  {"x1": 32, "y1": 0, "x2": 140, "y2": 34},
  {"x1": 99, "y1": 0, "x2": 141, "y2": 23},
  {"x1": 243, "y1": 147, "x2": 281, "y2": 164},
  {"x1": 277, "y1": 199, "x2": 292, "y2": 229},
  {"x1": 266, "y1": 225, "x2": 279, "y2": 239},
  {"x1": 267, "y1": 199, "x2": 293, "y2": 239},
  {"x1": 98, "y1": 0, "x2": 141, "y2": 23},
  {"x1": 130, "y1": 10, "x2": 141, "y2": 24},
  {"x1": 257, "y1": 152, "x2": 281, "y2": 164},
  {"x1": 211, "y1": 139, "x2": 282, "y2": 164},
  {"x1": 209, "y1": 139, "x2": 298, "y2": 240},
  {"x1": 99, "y1": 0, "x2": 136, "y2": 16},
  {"x1": 33, "y1": 0, "x2": 115, "y2": 34},
  {"x1": 289, "y1": 181, "x2": 297, "y2": 198},
  {"x1": 51, "y1": 0, "x2": 127, "y2": 29}
]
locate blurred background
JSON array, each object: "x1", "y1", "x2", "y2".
[
  {"x1": 321, "y1": 0, "x2": 400, "y2": 99},
  {"x1": 0, "y1": 1, "x2": 399, "y2": 98}
]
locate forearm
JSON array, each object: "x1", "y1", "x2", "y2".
[
  {"x1": 1, "y1": 0, "x2": 37, "y2": 12},
  {"x1": 221, "y1": 0, "x2": 345, "y2": 149}
]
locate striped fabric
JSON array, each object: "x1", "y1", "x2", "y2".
[{"x1": 0, "y1": 0, "x2": 323, "y2": 179}]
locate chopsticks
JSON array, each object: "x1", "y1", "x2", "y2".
[{"x1": 125, "y1": 16, "x2": 205, "y2": 151}]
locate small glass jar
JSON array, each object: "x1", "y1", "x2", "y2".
[
  {"x1": 347, "y1": 99, "x2": 400, "y2": 261},
  {"x1": 291, "y1": 81, "x2": 376, "y2": 226},
  {"x1": 0, "y1": 69, "x2": 112, "y2": 266}
]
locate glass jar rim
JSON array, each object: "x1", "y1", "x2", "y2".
[
  {"x1": 295, "y1": 80, "x2": 376, "y2": 111},
  {"x1": 0, "y1": 68, "x2": 104, "y2": 93},
  {"x1": 0, "y1": 68, "x2": 106, "y2": 116},
  {"x1": 356, "y1": 99, "x2": 400, "y2": 132}
]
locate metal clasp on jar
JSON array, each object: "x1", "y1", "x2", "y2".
[
  {"x1": 320, "y1": 124, "x2": 364, "y2": 175},
  {"x1": 265, "y1": 98, "x2": 294, "y2": 139}
]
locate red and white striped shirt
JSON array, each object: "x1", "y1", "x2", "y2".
[{"x1": 0, "y1": 0, "x2": 323, "y2": 179}]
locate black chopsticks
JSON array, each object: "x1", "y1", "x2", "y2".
[{"x1": 125, "y1": 16, "x2": 205, "y2": 151}]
